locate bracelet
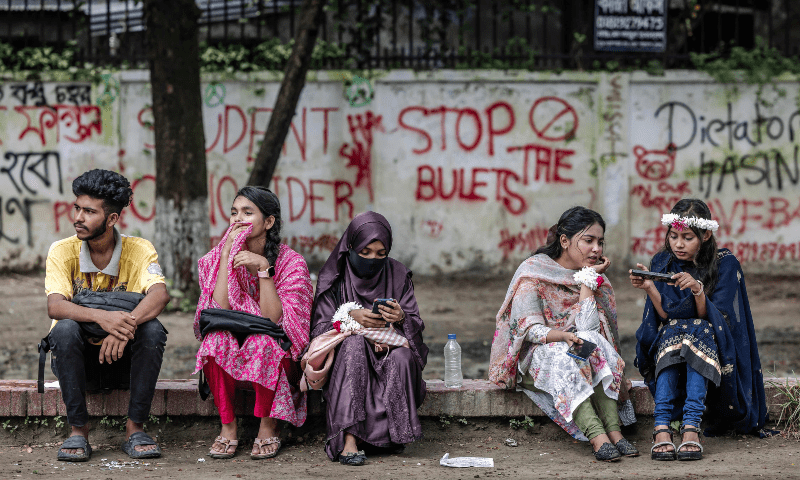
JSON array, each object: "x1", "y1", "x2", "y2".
[
  {"x1": 332, "y1": 301, "x2": 362, "y2": 333},
  {"x1": 692, "y1": 280, "x2": 704, "y2": 296},
  {"x1": 573, "y1": 266, "x2": 604, "y2": 291}
]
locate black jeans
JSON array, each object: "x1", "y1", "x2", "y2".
[{"x1": 49, "y1": 319, "x2": 167, "y2": 427}]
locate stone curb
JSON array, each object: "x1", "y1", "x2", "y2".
[{"x1": 0, "y1": 378, "x2": 792, "y2": 419}]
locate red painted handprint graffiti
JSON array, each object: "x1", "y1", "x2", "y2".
[{"x1": 339, "y1": 111, "x2": 384, "y2": 202}]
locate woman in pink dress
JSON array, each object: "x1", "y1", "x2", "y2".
[{"x1": 193, "y1": 186, "x2": 312, "y2": 459}]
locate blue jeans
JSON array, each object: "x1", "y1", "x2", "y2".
[{"x1": 654, "y1": 363, "x2": 708, "y2": 428}]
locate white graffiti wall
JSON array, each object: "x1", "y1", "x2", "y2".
[{"x1": 0, "y1": 70, "x2": 798, "y2": 275}]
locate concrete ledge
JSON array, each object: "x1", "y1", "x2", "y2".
[{"x1": 0, "y1": 378, "x2": 793, "y2": 419}]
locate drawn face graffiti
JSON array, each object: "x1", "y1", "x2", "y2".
[{"x1": 633, "y1": 143, "x2": 677, "y2": 181}]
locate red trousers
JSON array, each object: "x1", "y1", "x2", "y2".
[{"x1": 203, "y1": 358, "x2": 278, "y2": 424}]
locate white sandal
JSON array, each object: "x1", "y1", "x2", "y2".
[
  {"x1": 208, "y1": 435, "x2": 238, "y2": 459},
  {"x1": 251, "y1": 436, "x2": 281, "y2": 459}
]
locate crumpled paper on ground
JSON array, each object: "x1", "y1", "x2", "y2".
[{"x1": 439, "y1": 453, "x2": 494, "y2": 468}]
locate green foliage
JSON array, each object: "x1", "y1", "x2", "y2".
[
  {"x1": 691, "y1": 38, "x2": 800, "y2": 106},
  {"x1": 768, "y1": 376, "x2": 800, "y2": 438},
  {"x1": 1, "y1": 419, "x2": 19, "y2": 434},
  {"x1": 509, "y1": 415, "x2": 536, "y2": 431},
  {"x1": 438, "y1": 415, "x2": 468, "y2": 427},
  {"x1": 199, "y1": 39, "x2": 347, "y2": 73}
]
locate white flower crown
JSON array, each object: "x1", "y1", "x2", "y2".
[{"x1": 661, "y1": 213, "x2": 719, "y2": 232}]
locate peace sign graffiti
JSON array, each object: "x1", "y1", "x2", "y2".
[
  {"x1": 345, "y1": 76, "x2": 374, "y2": 108},
  {"x1": 204, "y1": 83, "x2": 226, "y2": 108},
  {"x1": 96, "y1": 74, "x2": 120, "y2": 108}
]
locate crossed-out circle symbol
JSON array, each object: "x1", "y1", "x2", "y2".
[
  {"x1": 96, "y1": 74, "x2": 120, "y2": 108},
  {"x1": 204, "y1": 83, "x2": 226, "y2": 108},
  {"x1": 529, "y1": 97, "x2": 579, "y2": 142}
]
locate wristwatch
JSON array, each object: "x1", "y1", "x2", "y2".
[{"x1": 257, "y1": 266, "x2": 275, "y2": 279}]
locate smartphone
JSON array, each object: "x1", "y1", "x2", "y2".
[
  {"x1": 372, "y1": 298, "x2": 394, "y2": 314},
  {"x1": 630, "y1": 269, "x2": 676, "y2": 283},
  {"x1": 566, "y1": 339, "x2": 598, "y2": 362}
]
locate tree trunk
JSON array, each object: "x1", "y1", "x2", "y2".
[
  {"x1": 144, "y1": 0, "x2": 209, "y2": 293},
  {"x1": 247, "y1": 0, "x2": 326, "y2": 187}
]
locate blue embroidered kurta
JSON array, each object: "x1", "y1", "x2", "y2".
[{"x1": 635, "y1": 249, "x2": 768, "y2": 436}]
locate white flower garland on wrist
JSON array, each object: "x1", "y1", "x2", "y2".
[
  {"x1": 573, "y1": 266, "x2": 604, "y2": 291},
  {"x1": 332, "y1": 301, "x2": 363, "y2": 333},
  {"x1": 661, "y1": 213, "x2": 719, "y2": 232}
]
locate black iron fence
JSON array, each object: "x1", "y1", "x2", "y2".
[{"x1": 0, "y1": 0, "x2": 797, "y2": 70}]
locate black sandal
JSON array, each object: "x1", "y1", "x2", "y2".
[
  {"x1": 650, "y1": 427, "x2": 676, "y2": 461},
  {"x1": 593, "y1": 442, "x2": 622, "y2": 462},
  {"x1": 614, "y1": 438, "x2": 640, "y2": 457},
  {"x1": 676, "y1": 425, "x2": 703, "y2": 461},
  {"x1": 339, "y1": 450, "x2": 367, "y2": 466}
]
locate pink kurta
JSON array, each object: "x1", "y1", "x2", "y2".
[{"x1": 193, "y1": 226, "x2": 312, "y2": 427}]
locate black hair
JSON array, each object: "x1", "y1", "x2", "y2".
[
  {"x1": 72, "y1": 169, "x2": 132, "y2": 216},
  {"x1": 235, "y1": 186, "x2": 282, "y2": 267},
  {"x1": 661, "y1": 198, "x2": 719, "y2": 297},
  {"x1": 534, "y1": 206, "x2": 606, "y2": 260}
]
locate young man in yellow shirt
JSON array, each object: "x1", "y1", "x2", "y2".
[{"x1": 45, "y1": 169, "x2": 170, "y2": 462}]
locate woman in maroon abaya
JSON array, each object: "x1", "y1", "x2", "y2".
[{"x1": 311, "y1": 211, "x2": 428, "y2": 466}]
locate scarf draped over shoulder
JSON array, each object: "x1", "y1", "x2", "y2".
[
  {"x1": 193, "y1": 223, "x2": 312, "y2": 361},
  {"x1": 635, "y1": 248, "x2": 768, "y2": 435},
  {"x1": 489, "y1": 254, "x2": 618, "y2": 389}
]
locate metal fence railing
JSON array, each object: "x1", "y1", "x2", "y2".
[{"x1": 0, "y1": 0, "x2": 796, "y2": 70}]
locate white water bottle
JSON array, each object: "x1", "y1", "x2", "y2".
[{"x1": 443, "y1": 333, "x2": 463, "y2": 388}]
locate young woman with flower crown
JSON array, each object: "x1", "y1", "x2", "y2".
[
  {"x1": 632, "y1": 198, "x2": 769, "y2": 462},
  {"x1": 489, "y1": 206, "x2": 637, "y2": 462}
]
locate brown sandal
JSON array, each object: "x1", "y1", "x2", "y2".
[
  {"x1": 208, "y1": 435, "x2": 238, "y2": 459},
  {"x1": 251, "y1": 436, "x2": 281, "y2": 459}
]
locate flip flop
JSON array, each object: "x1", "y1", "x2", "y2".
[
  {"x1": 208, "y1": 435, "x2": 238, "y2": 459},
  {"x1": 121, "y1": 431, "x2": 162, "y2": 459},
  {"x1": 57, "y1": 435, "x2": 92, "y2": 462},
  {"x1": 251, "y1": 436, "x2": 281, "y2": 459}
]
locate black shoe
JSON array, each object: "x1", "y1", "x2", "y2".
[
  {"x1": 650, "y1": 427, "x2": 676, "y2": 461},
  {"x1": 339, "y1": 450, "x2": 367, "y2": 466},
  {"x1": 593, "y1": 442, "x2": 622, "y2": 462},
  {"x1": 614, "y1": 438, "x2": 640, "y2": 457}
]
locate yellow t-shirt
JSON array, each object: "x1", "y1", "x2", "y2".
[{"x1": 45, "y1": 228, "x2": 166, "y2": 330}]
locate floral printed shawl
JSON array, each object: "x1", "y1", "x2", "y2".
[{"x1": 489, "y1": 254, "x2": 618, "y2": 389}]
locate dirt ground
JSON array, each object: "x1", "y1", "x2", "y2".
[
  {"x1": 1, "y1": 270, "x2": 800, "y2": 479},
  {"x1": 1, "y1": 416, "x2": 799, "y2": 479},
  {"x1": 1, "y1": 270, "x2": 799, "y2": 382}
]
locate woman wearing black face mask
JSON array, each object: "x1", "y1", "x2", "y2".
[{"x1": 310, "y1": 212, "x2": 428, "y2": 466}]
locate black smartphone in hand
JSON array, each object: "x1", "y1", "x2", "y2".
[
  {"x1": 630, "y1": 269, "x2": 676, "y2": 283},
  {"x1": 566, "y1": 339, "x2": 598, "y2": 361},
  {"x1": 372, "y1": 298, "x2": 393, "y2": 314}
]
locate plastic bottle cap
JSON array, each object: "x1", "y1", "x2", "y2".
[{"x1": 447, "y1": 334, "x2": 456, "y2": 339}]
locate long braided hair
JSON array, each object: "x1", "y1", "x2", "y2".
[{"x1": 235, "y1": 186, "x2": 282, "y2": 267}]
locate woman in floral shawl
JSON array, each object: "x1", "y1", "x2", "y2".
[
  {"x1": 489, "y1": 207, "x2": 636, "y2": 462},
  {"x1": 193, "y1": 187, "x2": 312, "y2": 460}
]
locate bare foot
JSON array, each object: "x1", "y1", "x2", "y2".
[
  {"x1": 61, "y1": 425, "x2": 90, "y2": 456},
  {"x1": 209, "y1": 421, "x2": 238, "y2": 456},
  {"x1": 252, "y1": 417, "x2": 280, "y2": 457}
]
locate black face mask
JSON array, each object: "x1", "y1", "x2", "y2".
[{"x1": 348, "y1": 249, "x2": 388, "y2": 279}]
